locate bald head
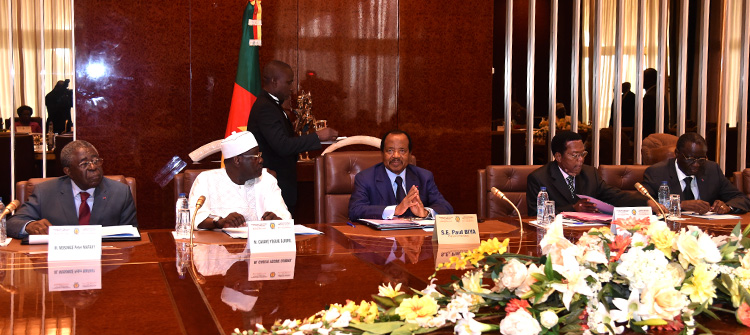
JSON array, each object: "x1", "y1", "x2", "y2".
[{"x1": 262, "y1": 60, "x2": 294, "y2": 102}]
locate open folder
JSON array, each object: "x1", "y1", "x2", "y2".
[
  {"x1": 356, "y1": 218, "x2": 435, "y2": 231},
  {"x1": 22, "y1": 225, "x2": 141, "y2": 245}
]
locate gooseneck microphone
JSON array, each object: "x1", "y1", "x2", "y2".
[
  {"x1": 634, "y1": 182, "x2": 667, "y2": 219},
  {"x1": 0, "y1": 200, "x2": 20, "y2": 220},
  {"x1": 188, "y1": 195, "x2": 207, "y2": 285},
  {"x1": 490, "y1": 187, "x2": 524, "y2": 235}
]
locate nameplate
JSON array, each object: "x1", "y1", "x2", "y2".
[
  {"x1": 432, "y1": 242, "x2": 478, "y2": 268},
  {"x1": 433, "y1": 214, "x2": 480, "y2": 245},
  {"x1": 48, "y1": 260, "x2": 102, "y2": 291},
  {"x1": 246, "y1": 220, "x2": 296, "y2": 253},
  {"x1": 612, "y1": 207, "x2": 652, "y2": 220},
  {"x1": 248, "y1": 251, "x2": 296, "y2": 281},
  {"x1": 48, "y1": 226, "x2": 102, "y2": 261}
]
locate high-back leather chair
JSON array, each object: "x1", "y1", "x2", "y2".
[
  {"x1": 314, "y1": 151, "x2": 417, "y2": 223},
  {"x1": 734, "y1": 168, "x2": 750, "y2": 198},
  {"x1": 477, "y1": 165, "x2": 541, "y2": 219},
  {"x1": 173, "y1": 169, "x2": 210, "y2": 203},
  {"x1": 598, "y1": 165, "x2": 649, "y2": 195},
  {"x1": 0, "y1": 133, "x2": 35, "y2": 203},
  {"x1": 642, "y1": 133, "x2": 678, "y2": 165},
  {"x1": 16, "y1": 175, "x2": 137, "y2": 206}
]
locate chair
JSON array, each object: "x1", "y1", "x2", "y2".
[
  {"x1": 641, "y1": 133, "x2": 677, "y2": 165},
  {"x1": 313, "y1": 151, "x2": 417, "y2": 223},
  {"x1": 16, "y1": 175, "x2": 137, "y2": 206},
  {"x1": 734, "y1": 168, "x2": 750, "y2": 198},
  {"x1": 0, "y1": 133, "x2": 35, "y2": 203},
  {"x1": 477, "y1": 165, "x2": 541, "y2": 219},
  {"x1": 173, "y1": 169, "x2": 210, "y2": 203},
  {"x1": 598, "y1": 165, "x2": 649, "y2": 195},
  {"x1": 598, "y1": 128, "x2": 634, "y2": 165}
]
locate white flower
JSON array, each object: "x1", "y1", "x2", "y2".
[
  {"x1": 612, "y1": 289, "x2": 645, "y2": 321},
  {"x1": 500, "y1": 310, "x2": 542, "y2": 335},
  {"x1": 615, "y1": 247, "x2": 671, "y2": 290},
  {"x1": 697, "y1": 232, "x2": 722, "y2": 263},
  {"x1": 324, "y1": 309, "x2": 340, "y2": 323},
  {"x1": 639, "y1": 282, "x2": 687, "y2": 320},
  {"x1": 588, "y1": 302, "x2": 626, "y2": 334},
  {"x1": 455, "y1": 314, "x2": 487, "y2": 335},
  {"x1": 330, "y1": 311, "x2": 351, "y2": 328},
  {"x1": 317, "y1": 327, "x2": 331, "y2": 335},
  {"x1": 501, "y1": 259, "x2": 528, "y2": 290},
  {"x1": 299, "y1": 322, "x2": 322, "y2": 331},
  {"x1": 539, "y1": 310, "x2": 559, "y2": 328},
  {"x1": 422, "y1": 278, "x2": 443, "y2": 298}
]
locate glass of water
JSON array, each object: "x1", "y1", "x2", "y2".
[
  {"x1": 544, "y1": 201, "x2": 556, "y2": 224},
  {"x1": 669, "y1": 194, "x2": 681, "y2": 218}
]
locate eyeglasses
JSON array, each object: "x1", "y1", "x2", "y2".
[
  {"x1": 384, "y1": 148, "x2": 408, "y2": 156},
  {"x1": 566, "y1": 151, "x2": 588, "y2": 159},
  {"x1": 78, "y1": 158, "x2": 104, "y2": 169},
  {"x1": 240, "y1": 152, "x2": 262, "y2": 159},
  {"x1": 680, "y1": 152, "x2": 708, "y2": 165}
]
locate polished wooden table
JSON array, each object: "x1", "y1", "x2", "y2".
[{"x1": 0, "y1": 215, "x2": 748, "y2": 335}]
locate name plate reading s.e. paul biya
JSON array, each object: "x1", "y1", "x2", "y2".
[
  {"x1": 48, "y1": 225, "x2": 102, "y2": 261},
  {"x1": 433, "y1": 214, "x2": 480, "y2": 245},
  {"x1": 247, "y1": 220, "x2": 296, "y2": 253}
]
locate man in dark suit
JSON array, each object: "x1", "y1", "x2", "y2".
[
  {"x1": 246, "y1": 60, "x2": 338, "y2": 215},
  {"x1": 610, "y1": 82, "x2": 635, "y2": 128},
  {"x1": 526, "y1": 131, "x2": 659, "y2": 214},
  {"x1": 642, "y1": 133, "x2": 750, "y2": 214},
  {"x1": 7, "y1": 140, "x2": 137, "y2": 238},
  {"x1": 348, "y1": 130, "x2": 453, "y2": 220}
]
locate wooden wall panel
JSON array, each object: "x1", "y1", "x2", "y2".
[{"x1": 74, "y1": 0, "x2": 494, "y2": 227}]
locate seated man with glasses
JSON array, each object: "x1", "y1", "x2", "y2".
[
  {"x1": 6, "y1": 140, "x2": 137, "y2": 238},
  {"x1": 189, "y1": 131, "x2": 290, "y2": 230},
  {"x1": 526, "y1": 131, "x2": 659, "y2": 214},
  {"x1": 642, "y1": 132, "x2": 750, "y2": 214}
]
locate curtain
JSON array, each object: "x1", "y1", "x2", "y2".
[
  {"x1": 723, "y1": 0, "x2": 744, "y2": 127},
  {"x1": 0, "y1": 0, "x2": 72, "y2": 125}
]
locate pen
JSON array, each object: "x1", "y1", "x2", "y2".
[{"x1": 346, "y1": 221, "x2": 356, "y2": 227}]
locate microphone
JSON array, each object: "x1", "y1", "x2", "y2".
[
  {"x1": 195, "y1": 196, "x2": 206, "y2": 210},
  {"x1": 188, "y1": 195, "x2": 207, "y2": 285},
  {"x1": 0, "y1": 200, "x2": 20, "y2": 220},
  {"x1": 634, "y1": 182, "x2": 667, "y2": 219},
  {"x1": 490, "y1": 187, "x2": 524, "y2": 235}
]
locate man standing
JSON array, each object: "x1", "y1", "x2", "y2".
[
  {"x1": 348, "y1": 130, "x2": 453, "y2": 220},
  {"x1": 7, "y1": 140, "x2": 137, "y2": 238},
  {"x1": 189, "y1": 131, "x2": 290, "y2": 229},
  {"x1": 246, "y1": 60, "x2": 338, "y2": 215},
  {"x1": 642, "y1": 132, "x2": 750, "y2": 214},
  {"x1": 45, "y1": 79, "x2": 74, "y2": 133},
  {"x1": 526, "y1": 131, "x2": 660, "y2": 214}
]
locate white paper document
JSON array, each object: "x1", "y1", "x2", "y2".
[{"x1": 223, "y1": 224, "x2": 323, "y2": 239}]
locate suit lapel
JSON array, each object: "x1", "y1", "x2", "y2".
[
  {"x1": 59, "y1": 178, "x2": 78, "y2": 225},
  {"x1": 404, "y1": 166, "x2": 419, "y2": 199},
  {"x1": 549, "y1": 162, "x2": 574, "y2": 200},
  {"x1": 375, "y1": 165, "x2": 397, "y2": 205},
  {"x1": 264, "y1": 91, "x2": 294, "y2": 134},
  {"x1": 90, "y1": 180, "x2": 109, "y2": 225}
]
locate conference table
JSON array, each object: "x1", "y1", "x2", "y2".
[{"x1": 0, "y1": 215, "x2": 748, "y2": 335}]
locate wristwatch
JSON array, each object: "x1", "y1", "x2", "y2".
[{"x1": 208, "y1": 214, "x2": 222, "y2": 226}]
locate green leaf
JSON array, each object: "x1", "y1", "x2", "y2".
[
  {"x1": 371, "y1": 295, "x2": 396, "y2": 308},
  {"x1": 390, "y1": 323, "x2": 422, "y2": 335},
  {"x1": 732, "y1": 222, "x2": 742, "y2": 237},
  {"x1": 348, "y1": 321, "x2": 405, "y2": 335},
  {"x1": 531, "y1": 273, "x2": 548, "y2": 282},
  {"x1": 545, "y1": 255, "x2": 554, "y2": 279},
  {"x1": 632, "y1": 318, "x2": 668, "y2": 326}
]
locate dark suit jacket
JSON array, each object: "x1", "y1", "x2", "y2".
[
  {"x1": 526, "y1": 161, "x2": 648, "y2": 214},
  {"x1": 246, "y1": 90, "x2": 321, "y2": 209},
  {"x1": 6, "y1": 176, "x2": 138, "y2": 239},
  {"x1": 610, "y1": 91, "x2": 636, "y2": 128},
  {"x1": 642, "y1": 159, "x2": 750, "y2": 213},
  {"x1": 348, "y1": 163, "x2": 453, "y2": 220}
]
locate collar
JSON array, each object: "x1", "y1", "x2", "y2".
[
  {"x1": 71, "y1": 180, "x2": 96, "y2": 197},
  {"x1": 674, "y1": 160, "x2": 693, "y2": 181},
  {"x1": 384, "y1": 166, "x2": 406, "y2": 186},
  {"x1": 267, "y1": 92, "x2": 280, "y2": 104},
  {"x1": 556, "y1": 162, "x2": 572, "y2": 181}
]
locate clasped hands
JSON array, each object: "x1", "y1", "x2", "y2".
[
  {"x1": 215, "y1": 212, "x2": 282, "y2": 229},
  {"x1": 394, "y1": 185, "x2": 429, "y2": 218},
  {"x1": 681, "y1": 199, "x2": 731, "y2": 214}
]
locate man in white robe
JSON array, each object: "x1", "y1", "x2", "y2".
[{"x1": 189, "y1": 131, "x2": 291, "y2": 229}]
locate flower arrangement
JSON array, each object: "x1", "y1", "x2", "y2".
[{"x1": 233, "y1": 218, "x2": 750, "y2": 335}]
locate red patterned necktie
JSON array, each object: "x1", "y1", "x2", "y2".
[{"x1": 78, "y1": 192, "x2": 91, "y2": 225}]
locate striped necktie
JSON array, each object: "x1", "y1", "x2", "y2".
[{"x1": 566, "y1": 175, "x2": 576, "y2": 198}]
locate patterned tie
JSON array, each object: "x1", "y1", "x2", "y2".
[
  {"x1": 683, "y1": 177, "x2": 695, "y2": 201},
  {"x1": 395, "y1": 176, "x2": 406, "y2": 204},
  {"x1": 566, "y1": 175, "x2": 576, "y2": 198},
  {"x1": 78, "y1": 192, "x2": 91, "y2": 225}
]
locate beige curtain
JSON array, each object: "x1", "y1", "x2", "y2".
[
  {"x1": 0, "y1": 0, "x2": 72, "y2": 124},
  {"x1": 723, "y1": 0, "x2": 744, "y2": 127},
  {"x1": 581, "y1": 0, "x2": 662, "y2": 126}
]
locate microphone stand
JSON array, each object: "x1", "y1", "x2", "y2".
[
  {"x1": 634, "y1": 182, "x2": 667, "y2": 220},
  {"x1": 490, "y1": 187, "x2": 524, "y2": 235},
  {"x1": 188, "y1": 196, "x2": 206, "y2": 285}
]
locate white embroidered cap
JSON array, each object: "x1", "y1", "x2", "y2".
[{"x1": 221, "y1": 131, "x2": 258, "y2": 158}]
